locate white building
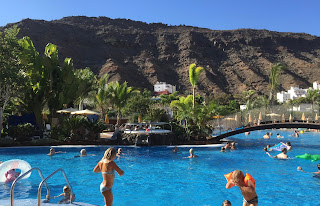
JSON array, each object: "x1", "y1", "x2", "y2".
[
  {"x1": 277, "y1": 91, "x2": 291, "y2": 103},
  {"x1": 292, "y1": 103, "x2": 313, "y2": 112},
  {"x1": 313, "y1": 81, "x2": 320, "y2": 90},
  {"x1": 154, "y1": 82, "x2": 176, "y2": 95},
  {"x1": 240, "y1": 105, "x2": 247, "y2": 111},
  {"x1": 277, "y1": 86, "x2": 308, "y2": 103}
]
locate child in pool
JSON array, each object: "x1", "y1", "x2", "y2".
[
  {"x1": 46, "y1": 185, "x2": 75, "y2": 204},
  {"x1": 226, "y1": 170, "x2": 258, "y2": 206},
  {"x1": 222, "y1": 200, "x2": 232, "y2": 206},
  {"x1": 5, "y1": 169, "x2": 20, "y2": 183}
]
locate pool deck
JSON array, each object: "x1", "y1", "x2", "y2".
[{"x1": 0, "y1": 199, "x2": 97, "y2": 206}]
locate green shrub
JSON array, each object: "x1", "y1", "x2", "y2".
[
  {"x1": 0, "y1": 137, "x2": 17, "y2": 146},
  {"x1": 7, "y1": 123, "x2": 37, "y2": 141}
]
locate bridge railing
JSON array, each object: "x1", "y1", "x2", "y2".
[{"x1": 209, "y1": 104, "x2": 320, "y2": 135}]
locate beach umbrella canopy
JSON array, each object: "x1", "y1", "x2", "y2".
[
  {"x1": 281, "y1": 114, "x2": 285, "y2": 123},
  {"x1": 315, "y1": 114, "x2": 318, "y2": 121},
  {"x1": 258, "y1": 112, "x2": 262, "y2": 120},
  {"x1": 266, "y1": 113, "x2": 280, "y2": 117},
  {"x1": 224, "y1": 117, "x2": 235, "y2": 120},
  {"x1": 301, "y1": 113, "x2": 306, "y2": 121},
  {"x1": 71, "y1": 109, "x2": 101, "y2": 115},
  {"x1": 248, "y1": 114, "x2": 252, "y2": 123},
  {"x1": 213, "y1": 115, "x2": 224, "y2": 119},
  {"x1": 234, "y1": 114, "x2": 238, "y2": 121},
  {"x1": 138, "y1": 114, "x2": 142, "y2": 123},
  {"x1": 57, "y1": 107, "x2": 78, "y2": 114},
  {"x1": 289, "y1": 114, "x2": 293, "y2": 122}
]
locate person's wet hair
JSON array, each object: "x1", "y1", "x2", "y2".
[
  {"x1": 281, "y1": 148, "x2": 287, "y2": 153},
  {"x1": 222, "y1": 199, "x2": 231, "y2": 206},
  {"x1": 286, "y1": 142, "x2": 291, "y2": 146}
]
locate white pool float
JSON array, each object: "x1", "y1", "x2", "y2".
[{"x1": 0, "y1": 159, "x2": 31, "y2": 182}]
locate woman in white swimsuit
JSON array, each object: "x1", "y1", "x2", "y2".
[{"x1": 93, "y1": 147, "x2": 124, "y2": 206}]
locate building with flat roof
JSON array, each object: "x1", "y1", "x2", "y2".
[{"x1": 154, "y1": 82, "x2": 176, "y2": 95}]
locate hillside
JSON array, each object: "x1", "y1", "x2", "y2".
[{"x1": 2, "y1": 16, "x2": 320, "y2": 96}]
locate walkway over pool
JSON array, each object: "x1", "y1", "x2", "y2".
[{"x1": 214, "y1": 122, "x2": 320, "y2": 140}]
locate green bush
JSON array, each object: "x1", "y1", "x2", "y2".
[
  {"x1": 0, "y1": 137, "x2": 17, "y2": 146},
  {"x1": 7, "y1": 123, "x2": 37, "y2": 141}
]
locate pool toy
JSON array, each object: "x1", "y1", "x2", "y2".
[
  {"x1": 296, "y1": 153, "x2": 320, "y2": 162},
  {"x1": 268, "y1": 143, "x2": 288, "y2": 151},
  {"x1": 224, "y1": 171, "x2": 256, "y2": 188},
  {"x1": 0, "y1": 159, "x2": 31, "y2": 182}
]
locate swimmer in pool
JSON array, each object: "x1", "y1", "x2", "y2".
[
  {"x1": 93, "y1": 147, "x2": 124, "y2": 206},
  {"x1": 297, "y1": 163, "x2": 320, "y2": 175},
  {"x1": 74, "y1": 149, "x2": 96, "y2": 158},
  {"x1": 116, "y1": 148, "x2": 123, "y2": 156},
  {"x1": 47, "y1": 148, "x2": 66, "y2": 156},
  {"x1": 266, "y1": 147, "x2": 288, "y2": 159},
  {"x1": 224, "y1": 142, "x2": 231, "y2": 150},
  {"x1": 5, "y1": 169, "x2": 20, "y2": 183},
  {"x1": 172, "y1": 146, "x2": 179, "y2": 153},
  {"x1": 231, "y1": 142, "x2": 237, "y2": 150},
  {"x1": 263, "y1": 132, "x2": 270, "y2": 139},
  {"x1": 222, "y1": 200, "x2": 232, "y2": 206},
  {"x1": 186, "y1": 148, "x2": 198, "y2": 158}
]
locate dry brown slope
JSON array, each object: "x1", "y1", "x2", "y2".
[{"x1": 2, "y1": 16, "x2": 320, "y2": 96}]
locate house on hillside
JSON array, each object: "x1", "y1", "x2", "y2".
[
  {"x1": 277, "y1": 86, "x2": 309, "y2": 103},
  {"x1": 153, "y1": 82, "x2": 176, "y2": 95}
]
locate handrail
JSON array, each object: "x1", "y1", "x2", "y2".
[
  {"x1": 37, "y1": 168, "x2": 73, "y2": 206},
  {"x1": 10, "y1": 167, "x2": 50, "y2": 206}
]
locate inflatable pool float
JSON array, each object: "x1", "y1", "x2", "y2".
[
  {"x1": 268, "y1": 143, "x2": 287, "y2": 152},
  {"x1": 296, "y1": 153, "x2": 320, "y2": 162},
  {"x1": 0, "y1": 159, "x2": 31, "y2": 182}
]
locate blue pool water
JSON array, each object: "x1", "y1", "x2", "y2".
[{"x1": 1, "y1": 129, "x2": 320, "y2": 206}]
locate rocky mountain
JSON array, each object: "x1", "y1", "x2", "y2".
[{"x1": 2, "y1": 16, "x2": 320, "y2": 96}]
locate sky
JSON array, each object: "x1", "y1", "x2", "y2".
[{"x1": 0, "y1": 0, "x2": 319, "y2": 36}]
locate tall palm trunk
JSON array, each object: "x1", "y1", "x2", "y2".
[{"x1": 192, "y1": 86, "x2": 195, "y2": 108}]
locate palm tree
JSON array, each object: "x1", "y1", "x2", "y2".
[
  {"x1": 107, "y1": 81, "x2": 138, "y2": 126},
  {"x1": 268, "y1": 63, "x2": 286, "y2": 106},
  {"x1": 242, "y1": 90, "x2": 257, "y2": 110},
  {"x1": 95, "y1": 73, "x2": 109, "y2": 116},
  {"x1": 189, "y1": 64, "x2": 204, "y2": 108},
  {"x1": 306, "y1": 89, "x2": 320, "y2": 110},
  {"x1": 170, "y1": 95, "x2": 194, "y2": 138}
]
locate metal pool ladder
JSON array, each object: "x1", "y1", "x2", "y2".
[
  {"x1": 37, "y1": 168, "x2": 74, "y2": 206},
  {"x1": 10, "y1": 167, "x2": 50, "y2": 206}
]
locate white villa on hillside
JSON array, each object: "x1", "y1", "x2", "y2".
[
  {"x1": 277, "y1": 86, "x2": 310, "y2": 103},
  {"x1": 313, "y1": 81, "x2": 320, "y2": 90},
  {"x1": 154, "y1": 82, "x2": 176, "y2": 95}
]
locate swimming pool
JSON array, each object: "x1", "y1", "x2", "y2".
[{"x1": 0, "y1": 129, "x2": 319, "y2": 206}]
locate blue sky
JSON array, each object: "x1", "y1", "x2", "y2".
[{"x1": 1, "y1": 0, "x2": 319, "y2": 36}]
